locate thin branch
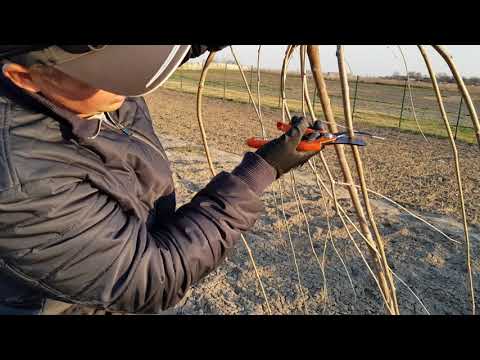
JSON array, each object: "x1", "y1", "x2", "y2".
[
  {"x1": 291, "y1": 171, "x2": 329, "y2": 293},
  {"x1": 335, "y1": 182, "x2": 460, "y2": 245},
  {"x1": 432, "y1": 45, "x2": 480, "y2": 149},
  {"x1": 278, "y1": 178, "x2": 309, "y2": 314},
  {"x1": 280, "y1": 45, "x2": 297, "y2": 122},
  {"x1": 301, "y1": 67, "x2": 358, "y2": 305},
  {"x1": 397, "y1": 46, "x2": 429, "y2": 142},
  {"x1": 196, "y1": 51, "x2": 272, "y2": 314},
  {"x1": 300, "y1": 45, "x2": 307, "y2": 117},
  {"x1": 256, "y1": 45, "x2": 266, "y2": 138},
  {"x1": 196, "y1": 51, "x2": 217, "y2": 175},
  {"x1": 309, "y1": 158, "x2": 391, "y2": 310},
  {"x1": 391, "y1": 271, "x2": 430, "y2": 315},
  {"x1": 229, "y1": 46, "x2": 266, "y2": 137}
]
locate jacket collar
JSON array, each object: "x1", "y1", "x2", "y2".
[
  {"x1": 0, "y1": 69, "x2": 102, "y2": 140},
  {"x1": 26, "y1": 91, "x2": 102, "y2": 139}
]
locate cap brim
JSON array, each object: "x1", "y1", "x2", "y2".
[{"x1": 55, "y1": 45, "x2": 191, "y2": 97}]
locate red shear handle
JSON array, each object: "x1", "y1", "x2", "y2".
[
  {"x1": 246, "y1": 137, "x2": 335, "y2": 152},
  {"x1": 276, "y1": 122, "x2": 326, "y2": 135},
  {"x1": 296, "y1": 141, "x2": 324, "y2": 152},
  {"x1": 246, "y1": 138, "x2": 269, "y2": 149}
]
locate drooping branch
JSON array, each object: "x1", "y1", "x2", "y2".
[
  {"x1": 278, "y1": 178, "x2": 309, "y2": 314},
  {"x1": 196, "y1": 51, "x2": 217, "y2": 175},
  {"x1": 280, "y1": 45, "x2": 297, "y2": 122},
  {"x1": 334, "y1": 182, "x2": 460, "y2": 245},
  {"x1": 418, "y1": 45, "x2": 475, "y2": 315},
  {"x1": 397, "y1": 46, "x2": 428, "y2": 142},
  {"x1": 432, "y1": 45, "x2": 480, "y2": 149},
  {"x1": 232, "y1": 45, "x2": 304, "y2": 314},
  {"x1": 196, "y1": 51, "x2": 272, "y2": 315},
  {"x1": 256, "y1": 45, "x2": 265, "y2": 138},
  {"x1": 229, "y1": 46, "x2": 266, "y2": 138}
]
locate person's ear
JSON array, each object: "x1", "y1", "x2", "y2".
[{"x1": 2, "y1": 63, "x2": 41, "y2": 93}]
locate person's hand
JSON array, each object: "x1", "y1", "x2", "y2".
[{"x1": 256, "y1": 116, "x2": 323, "y2": 179}]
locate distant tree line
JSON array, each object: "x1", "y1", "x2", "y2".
[
  {"x1": 213, "y1": 56, "x2": 236, "y2": 65},
  {"x1": 386, "y1": 71, "x2": 480, "y2": 86}
]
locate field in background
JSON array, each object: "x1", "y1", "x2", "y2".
[{"x1": 163, "y1": 67, "x2": 480, "y2": 144}]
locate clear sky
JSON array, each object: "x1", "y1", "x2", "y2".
[{"x1": 208, "y1": 45, "x2": 479, "y2": 78}]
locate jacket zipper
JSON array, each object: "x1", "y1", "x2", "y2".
[{"x1": 103, "y1": 113, "x2": 167, "y2": 160}]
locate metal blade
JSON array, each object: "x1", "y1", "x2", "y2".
[{"x1": 330, "y1": 136, "x2": 367, "y2": 146}]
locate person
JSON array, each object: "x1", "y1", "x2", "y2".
[{"x1": 0, "y1": 45, "x2": 321, "y2": 315}]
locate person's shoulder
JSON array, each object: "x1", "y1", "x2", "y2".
[
  {"x1": 0, "y1": 74, "x2": 23, "y2": 194},
  {"x1": 116, "y1": 96, "x2": 153, "y2": 129},
  {"x1": 127, "y1": 96, "x2": 150, "y2": 115},
  {"x1": 0, "y1": 90, "x2": 79, "y2": 199},
  {"x1": 0, "y1": 97, "x2": 20, "y2": 195}
]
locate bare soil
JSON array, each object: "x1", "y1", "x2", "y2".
[{"x1": 145, "y1": 88, "x2": 480, "y2": 315}]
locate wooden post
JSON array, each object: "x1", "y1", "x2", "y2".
[
  {"x1": 454, "y1": 96, "x2": 464, "y2": 140},
  {"x1": 223, "y1": 62, "x2": 227, "y2": 100},
  {"x1": 399, "y1": 79, "x2": 408, "y2": 128},
  {"x1": 313, "y1": 86, "x2": 317, "y2": 112},
  {"x1": 352, "y1": 75, "x2": 360, "y2": 116}
]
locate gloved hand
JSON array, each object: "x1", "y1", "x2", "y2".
[
  {"x1": 204, "y1": 45, "x2": 229, "y2": 52},
  {"x1": 181, "y1": 45, "x2": 229, "y2": 64},
  {"x1": 256, "y1": 116, "x2": 323, "y2": 179}
]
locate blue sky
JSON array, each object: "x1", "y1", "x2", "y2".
[{"x1": 208, "y1": 45, "x2": 479, "y2": 78}]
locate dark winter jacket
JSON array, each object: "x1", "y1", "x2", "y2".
[{"x1": 0, "y1": 59, "x2": 276, "y2": 314}]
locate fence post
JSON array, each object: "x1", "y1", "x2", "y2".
[
  {"x1": 398, "y1": 79, "x2": 408, "y2": 128},
  {"x1": 454, "y1": 96, "x2": 464, "y2": 140},
  {"x1": 352, "y1": 75, "x2": 360, "y2": 116},
  {"x1": 223, "y1": 62, "x2": 227, "y2": 101},
  {"x1": 249, "y1": 66, "x2": 254, "y2": 104}
]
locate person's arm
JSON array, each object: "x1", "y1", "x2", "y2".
[
  {"x1": 0, "y1": 113, "x2": 317, "y2": 314},
  {"x1": 0, "y1": 150, "x2": 275, "y2": 314}
]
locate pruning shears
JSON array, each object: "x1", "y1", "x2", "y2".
[{"x1": 246, "y1": 122, "x2": 370, "y2": 152}]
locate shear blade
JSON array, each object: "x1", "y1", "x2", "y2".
[{"x1": 331, "y1": 136, "x2": 367, "y2": 146}]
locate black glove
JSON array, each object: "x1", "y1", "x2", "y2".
[
  {"x1": 181, "y1": 45, "x2": 229, "y2": 64},
  {"x1": 204, "y1": 45, "x2": 229, "y2": 52},
  {"x1": 256, "y1": 116, "x2": 323, "y2": 179}
]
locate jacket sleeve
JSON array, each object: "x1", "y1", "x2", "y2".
[{"x1": 0, "y1": 152, "x2": 276, "y2": 314}]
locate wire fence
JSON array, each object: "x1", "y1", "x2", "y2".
[{"x1": 164, "y1": 64, "x2": 479, "y2": 141}]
